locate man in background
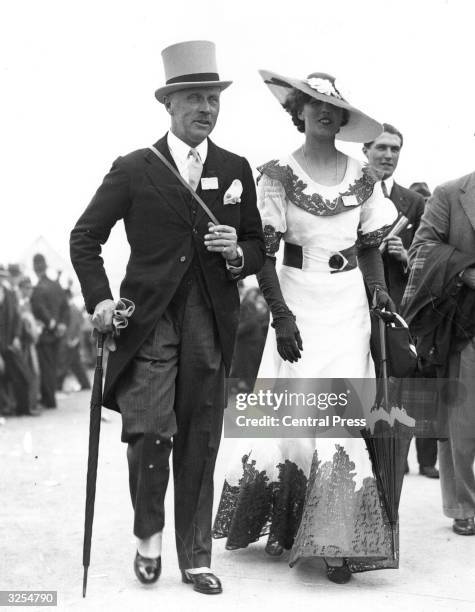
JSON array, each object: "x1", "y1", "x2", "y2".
[
  {"x1": 31, "y1": 253, "x2": 69, "y2": 408},
  {"x1": 364, "y1": 124, "x2": 438, "y2": 479},
  {"x1": 404, "y1": 169, "x2": 475, "y2": 535}
]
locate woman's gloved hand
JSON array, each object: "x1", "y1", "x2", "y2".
[
  {"x1": 372, "y1": 286, "x2": 395, "y2": 312},
  {"x1": 272, "y1": 315, "x2": 303, "y2": 363},
  {"x1": 257, "y1": 256, "x2": 304, "y2": 363}
]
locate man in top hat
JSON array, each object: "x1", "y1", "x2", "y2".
[{"x1": 70, "y1": 40, "x2": 265, "y2": 594}]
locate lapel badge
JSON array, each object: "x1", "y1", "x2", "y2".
[{"x1": 201, "y1": 177, "x2": 219, "y2": 190}]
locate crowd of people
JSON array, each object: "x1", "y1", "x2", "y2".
[{"x1": 0, "y1": 255, "x2": 94, "y2": 418}]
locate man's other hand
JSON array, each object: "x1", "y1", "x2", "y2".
[{"x1": 382, "y1": 236, "x2": 408, "y2": 263}]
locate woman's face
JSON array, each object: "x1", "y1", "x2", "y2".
[{"x1": 298, "y1": 99, "x2": 345, "y2": 138}]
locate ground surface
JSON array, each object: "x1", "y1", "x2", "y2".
[{"x1": 1, "y1": 388, "x2": 474, "y2": 612}]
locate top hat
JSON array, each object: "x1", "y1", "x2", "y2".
[
  {"x1": 155, "y1": 40, "x2": 232, "y2": 103},
  {"x1": 259, "y1": 69, "x2": 382, "y2": 143}
]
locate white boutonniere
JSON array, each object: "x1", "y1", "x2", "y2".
[{"x1": 223, "y1": 179, "x2": 243, "y2": 205}]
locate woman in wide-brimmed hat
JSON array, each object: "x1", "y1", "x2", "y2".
[{"x1": 213, "y1": 71, "x2": 399, "y2": 583}]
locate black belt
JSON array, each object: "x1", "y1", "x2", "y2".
[{"x1": 283, "y1": 242, "x2": 357, "y2": 273}]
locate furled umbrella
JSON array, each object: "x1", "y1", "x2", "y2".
[
  {"x1": 82, "y1": 298, "x2": 135, "y2": 597},
  {"x1": 362, "y1": 305, "x2": 415, "y2": 559}
]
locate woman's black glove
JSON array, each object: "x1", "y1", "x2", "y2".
[
  {"x1": 357, "y1": 245, "x2": 396, "y2": 311},
  {"x1": 257, "y1": 256, "x2": 303, "y2": 362}
]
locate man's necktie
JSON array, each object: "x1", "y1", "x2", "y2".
[
  {"x1": 381, "y1": 180, "x2": 389, "y2": 198},
  {"x1": 186, "y1": 148, "x2": 203, "y2": 191}
]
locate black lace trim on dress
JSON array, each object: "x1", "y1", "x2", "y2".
[
  {"x1": 268, "y1": 459, "x2": 308, "y2": 549},
  {"x1": 263, "y1": 224, "x2": 283, "y2": 255},
  {"x1": 212, "y1": 453, "x2": 273, "y2": 547},
  {"x1": 212, "y1": 453, "x2": 307, "y2": 550},
  {"x1": 258, "y1": 160, "x2": 376, "y2": 217},
  {"x1": 357, "y1": 224, "x2": 393, "y2": 248}
]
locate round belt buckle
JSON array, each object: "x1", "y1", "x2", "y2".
[{"x1": 329, "y1": 252, "x2": 348, "y2": 271}]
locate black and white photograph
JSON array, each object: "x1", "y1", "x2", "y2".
[{"x1": 1, "y1": 1, "x2": 475, "y2": 610}]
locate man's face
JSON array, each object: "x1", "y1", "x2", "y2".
[
  {"x1": 364, "y1": 132, "x2": 402, "y2": 179},
  {"x1": 165, "y1": 87, "x2": 221, "y2": 147}
]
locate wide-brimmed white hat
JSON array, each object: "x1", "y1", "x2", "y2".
[
  {"x1": 155, "y1": 40, "x2": 232, "y2": 103},
  {"x1": 259, "y1": 69, "x2": 382, "y2": 143}
]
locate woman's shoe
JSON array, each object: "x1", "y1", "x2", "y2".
[
  {"x1": 265, "y1": 538, "x2": 284, "y2": 557},
  {"x1": 325, "y1": 559, "x2": 352, "y2": 584},
  {"x1": 134, "y1": 551, "x2": 161, "y2": 584}
]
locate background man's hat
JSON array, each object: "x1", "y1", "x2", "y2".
[
  {"x1": 259, "y1": 69, "x2": 382, "y2": 143},
  {"x1": 155, "y1": 40, "x2": 232, "y2": 103}
]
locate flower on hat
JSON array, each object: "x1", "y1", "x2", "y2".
[{"x1": 305, "y1": 77, "x2": 342, "y2": 100}]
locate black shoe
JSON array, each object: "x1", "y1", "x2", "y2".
[
  {"x1": 419, "y1": 466, "x2": 439, "y2": 479},
  {"x1": 325, "y1": 560, "x2": 352, "y2": 584},
  {"x1": 181, "y1": 570, "x2": 222, "y2": 594},
  {"x1": 453, "y1": 518, "x2": 475, "y2": 536},
  {"x1": 134, "y1": 551, "x2": 161, "y2": 584}
]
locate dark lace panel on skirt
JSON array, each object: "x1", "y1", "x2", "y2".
[
  {"x1": 268, "y1": 459, "x2": 308, "y2": 550},
  {"x1": 263, "y1": 224, "x2": 283, "y2": 255},
  {"x1": 258, "y1": 160, "x2": 376, "y2": 217},
  {"x1": 289, "y1": 445, "x2": 396, "y2": 569},
  {"x1": 212, "y1": 453, "x2": 307, "y2": 550},
  {"x1": 356, "y1": 224, "x2": 393, "y2": 248},
  {"x1": 212, "y1": 454, "x2": 273, "y2": 547}
]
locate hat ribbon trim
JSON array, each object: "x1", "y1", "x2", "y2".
[
  {"x1": 265, "y1": 77, "x2": 292, "y2": 88},
  {"x1": 166, "y1": 72, "x2": 220, "y2": 85}
]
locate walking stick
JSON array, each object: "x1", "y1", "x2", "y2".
[
  {"x1": 81, "y1": 298, "x2": 135, "y2": 597},
  {"x1": 82, "y1": 332, "x2": 105, "y2": 598}
]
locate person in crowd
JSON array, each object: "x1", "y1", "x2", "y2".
[
  {"x1": 70, "y1": 40, "x2": 264, "y2": 594},
  {"x1": 364, "y1": 127, "x2": 438, "y2": 478},
  {"x1": 405, "y1": 181, "x2": 440, "y2": 478},
  {"x1": 31, "y1": 253, "x2": 69, "y2": 408},
  {"x1": 56, "y1": 289, "x2": 91, "y2": 392},
  {"x1": 403, "y1": 169, "x2": 475, "y2": 536},
  {"x1": 213, "y1": 70, "x2": 398, "y2": 584},
  {"x1": 0, "y1": 267, "x2": 33, "y2": 416},
  {"x1": 363, "y1": 124, "x2": 426, "y2": 309},
  {"x1": 18, "y1": 276, "x2": 41, "y2": 414},
  {"x1": 229, "y1": 284, "x2": 269, "y2": 393},
  {"x1": 409, "y1": 182, "x2": 431, "y2": 200}
]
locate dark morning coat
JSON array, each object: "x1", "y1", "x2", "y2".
[
  {"x1": 384, "y1": 182, "x2": 426, "y2": 308},
  {"x1": 70, "y1": 135, "x2": 265, "y2": 411}
]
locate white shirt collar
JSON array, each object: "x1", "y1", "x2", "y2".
[
  {"x1": 167, "y1": 130, "x2": 208, "y2": 165},
  {"x1": 382, "y1": 175, "x2": 394, "y2": 194}
]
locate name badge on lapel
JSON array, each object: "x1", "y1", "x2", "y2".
[
  {"x1": 342, "y1": 194, "x2": 358, "y2": 207},
  {"x1": 201, "y1": 177, "x2": 219, "y2": 190}
]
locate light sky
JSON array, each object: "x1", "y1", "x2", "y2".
[{"x1": 2, "y1": 0, "x2": 474, "y2": 291}]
